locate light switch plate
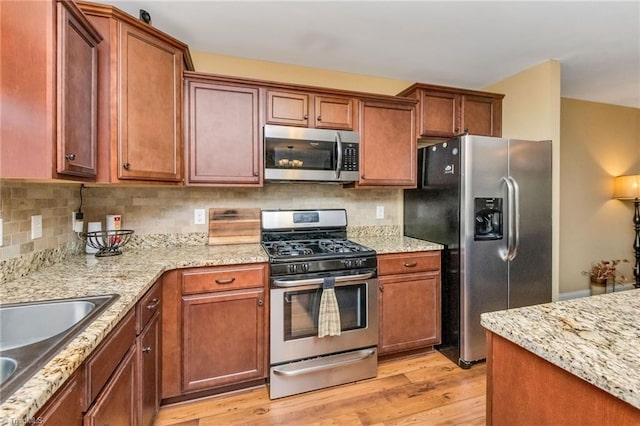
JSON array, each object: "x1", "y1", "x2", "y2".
[
  {"x1": 376, "y1": 205, "x2": 384, "y2": 220},
  {"x1": 31, "y1": 215, "x2": 43, "y2": 239}
]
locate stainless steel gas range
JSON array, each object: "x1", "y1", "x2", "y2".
[{"x1": 261, "y1": 209, "x2": 378, "y2": 399}]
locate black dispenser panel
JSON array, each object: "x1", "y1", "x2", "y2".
[{"x1": 474, "y1": 198, "x2": 503, "y2": 241}]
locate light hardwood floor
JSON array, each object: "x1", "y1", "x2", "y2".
[{"x1": 155, "y1": 351, "x2": 486, "y2": 425}]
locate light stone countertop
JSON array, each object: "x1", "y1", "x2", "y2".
[
  {"x1": 0, "y1": 237, "x2": 441, "y2": 424},
  {"x1": 0, "y1": 244, "x2": 268, "y2": 425},
  {"x1": 481, "y1": 290, "x2": 640, "y2": 409},
  {"x1": 350, "y1": 235, "x2": 444, "y2": 254}
]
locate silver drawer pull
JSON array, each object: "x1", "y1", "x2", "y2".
[
  {"x1": 142, "y1": 346, "x2": 152, "y2": 354},
  {"x1": 146, "y1": 298, "x2": 160, "y2": 310},
  {"x1": 215, "y1": 277, "x2": 236, "y2": 285},
  {"x1": 403, "y1": 262, "x2": 418, "y2": 268}
]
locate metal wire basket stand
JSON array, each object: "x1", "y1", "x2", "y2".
[{"x1": 82, "y1": 230, "x2": 134, "y2": 257}]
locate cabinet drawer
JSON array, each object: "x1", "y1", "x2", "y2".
[
  {"x1": 137, "y1": 280, "x2": 161, "y2": 333},
  {"x1": 84, "y1": 309, "x2": 136, "y2": 408},
  {"x1": 182, "y1": 264, "x2": 267, "y2": 295},
  {"x1": 378, "y1": 251, "x2": 441, "y2": 275}
]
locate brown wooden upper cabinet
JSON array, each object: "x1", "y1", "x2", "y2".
[
  {"x1": 184, "y1": 73, "x2": 262, "y2": 186},
  {"x1": 0, "y1": 0, "x2": 101, "y2": 180},
  {"x1": 357, "y1": 99, "x2": 417, "y2": 187},
  {"x1": 266, "y1": 90, "x2": 357, "y2": 130},
  {"x1": 398, "y1": 83, "x2": 503, "y2": 138},
  {"x1": 78, "y1": 1, "x2": 193, "y2": 184}
]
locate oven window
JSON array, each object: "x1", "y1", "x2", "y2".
[
  {"x1": 283, "y1": 284, "x2": 367, "y2": 340},
  {"x1": 265, "y1": 138, "x2": 336, "y2": 171}
]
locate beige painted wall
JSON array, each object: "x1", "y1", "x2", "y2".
[
  {"x1": 484, "y1": 60, "x2": 562, "y2": 298},
  {"x1": 560, "y1": 98, "x2": 640, "y2": 292},
  {"x1": 191, "y1": 51, "x2": 412, "y2": 96}
]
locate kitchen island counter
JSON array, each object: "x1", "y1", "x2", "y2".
[{"x1": 481, "y1": 290, "x2": 640, "y2": 420}]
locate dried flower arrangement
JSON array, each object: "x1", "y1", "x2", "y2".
[{"x1": 582, "y1": 259, "x2": 629, "y2": 283}]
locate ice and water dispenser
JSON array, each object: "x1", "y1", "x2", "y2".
[{"x1": 474, "y1": 198, "x2": 503, "y2": 240}]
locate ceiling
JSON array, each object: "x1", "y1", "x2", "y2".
[{"x1": 106, "y1": 1, "x2": 640, "y2": 108}]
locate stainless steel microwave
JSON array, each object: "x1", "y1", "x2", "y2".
[{"x1": 264, "y1": 125, "x2": 360, "y2": 183}]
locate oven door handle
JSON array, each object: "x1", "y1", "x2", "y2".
[
  {"x1": 272, "y1": 272, "x2": 375, "y2": 288},
  {"x1": 272, "y1": 348, "x2": 376, "y2": 377}
]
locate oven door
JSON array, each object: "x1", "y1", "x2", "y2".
[{"x1": 270, "y1": 273, "x2": 378, "y2": 365}]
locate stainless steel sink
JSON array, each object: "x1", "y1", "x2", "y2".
[
  {"x1": 0, "y1": 357, "x2": 17, "y2": 385},
  {"x1": 0, "y1": 294, "x2": 119, "y2": 402}
]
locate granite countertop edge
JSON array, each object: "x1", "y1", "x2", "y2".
[
  {"x1": 0, "y1": 236, "x2": 441, "y2": 423},
  {"x1": 481, "y1": 290, "x2": 640, "y2": 410}
]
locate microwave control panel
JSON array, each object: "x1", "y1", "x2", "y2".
[{"x1": 343, "y1": 144, "x2": 359, "y2": 171}]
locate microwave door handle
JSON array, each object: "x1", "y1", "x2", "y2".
[{"x1": 335, "y1": 132, "x2": 343, "y2": 179}]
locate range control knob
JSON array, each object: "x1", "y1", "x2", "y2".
[
  {"x1": 300, "y1": 263, "x2": 310, "y2": 272},
  {"x1": 288, "y1": 264, "x2": 297, "y2": 273},
  {"x1": 355, "y1": 259, "x2": 365, "y2": 268},
  {"x1": 342, "y1": 259, "x2": 353, "y2": 268}
]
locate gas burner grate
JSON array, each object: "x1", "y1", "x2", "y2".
[
  {"x1": 270, "y1": 242, "x2": 314, "y2": 257},
  {"x1": 318, "y1": 239, "x2": 363, "y2": 253}
]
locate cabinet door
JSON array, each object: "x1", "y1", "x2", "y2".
[
  {"x1": 118, "y1": 22, "x2": 182, "y2": 181},
  {"x1": 186, "y1": 81, "x2": 261, "y2": 185},
  {"x1": 358, "y1": 100, "x2": 416, "y2": 187},
  {"x1": 314, "y1": 96, "x2": 356, "y2": 130},
  {"x1": 418, "y1": 90, "x2": 460, "y2": 137},
  {"x1": 378, "y1": 272, "x2": 441, "y2": 355},
  {"x1": 182, "y1": 288, "x2": 266, "y2": 392},
  {"x1": 36, "y1": 372, "x2": 83, "y2": 426},
  {"x1": 84, "y1": 346, "x2": 137, "y2": 426},
  {"x1": 138, "y1": 313, "x2": 160, "y2": 426},
  {"x1": 56, "y1": 1, "x2": 99, "y2": 177},
  {"x1": 266, "y1": 90, "x2": 309, "y2": 127},
  {"x1": 461, "y1": 95, "x2": 502, "y2": 137}
]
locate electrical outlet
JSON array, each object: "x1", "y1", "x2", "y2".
[
  {"x1": 31, "y1": 215, "x2": 43, "y2": 239},
  {"x1": 376, "y1": 205, "x2": 385, "y2": 220},
  {"x1": 0, "y1": 218, "x2": 3, "y2": 247},
  {"x1": 194, "y1": 209, "x2": 206, "y2": 225},
  {"x1": 71, "y1": 212, "x2": 84, "y2": 233}
]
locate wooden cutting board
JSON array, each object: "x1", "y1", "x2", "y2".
[{"x1": 208, "y1": 208, "x2": 261, "y2": 245}]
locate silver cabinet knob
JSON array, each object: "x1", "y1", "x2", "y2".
[{"x1": 65, "y1": 153, "x2": 76, "y2": 161}]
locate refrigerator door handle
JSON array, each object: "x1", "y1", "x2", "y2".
[
  {"x1": 501, "y1": 176, "x2": 515, "y2": 261},
  {"x1": 508, "y1": 176, "x2": 521, "y2": 261}
]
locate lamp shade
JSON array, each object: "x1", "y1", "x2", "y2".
[{"x1": 613, "y1": 174, "x2": 640, "y2": 200}]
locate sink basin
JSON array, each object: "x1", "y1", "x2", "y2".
[
  {"x1": 0, "y1": 294, "x2": 119, "y2": 402},
  {"x1": 0, "y1": 357, "x2": 17, "y2": 385},
  {"x1": 1, "y1": 300, "x2": 100, "y2": 351}
]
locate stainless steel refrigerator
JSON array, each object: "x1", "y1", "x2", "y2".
[{"x1": 404, "y1": 134, "x2": 552, "y2": 368}]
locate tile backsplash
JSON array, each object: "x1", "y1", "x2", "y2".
[
  {"x1": 82, "y1": 183, "x2": 402, "y2": 235},
  {"x1": 1, "y1": 180, "x2": 402, "y2": 267}
]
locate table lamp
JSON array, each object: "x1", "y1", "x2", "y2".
[{"x1": 613, "y1": 174, "x2": 640, "y2": 288}]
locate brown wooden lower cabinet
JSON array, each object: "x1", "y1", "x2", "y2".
[
  {"x1": 486, "y1": 331, "x2": 640, "y2": 425},
  {"x1": 182, "y1": 287, "x2": 266, "y2": 392},
  {"x1": 138, "y1": 312, "x2": 161, "y2": 426},
  {"x1": 83, "y1": 346, "x2": 137, "y2": 426},
  {"x1": 36, "y1": 372, "x2": 84, "y2": 425},
  {"x1": 162, "y1": 264, "x2": 269, "y2": 400},
  {"x1": 377, "y1": 251, "x2": 442, "y2": 356}
]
